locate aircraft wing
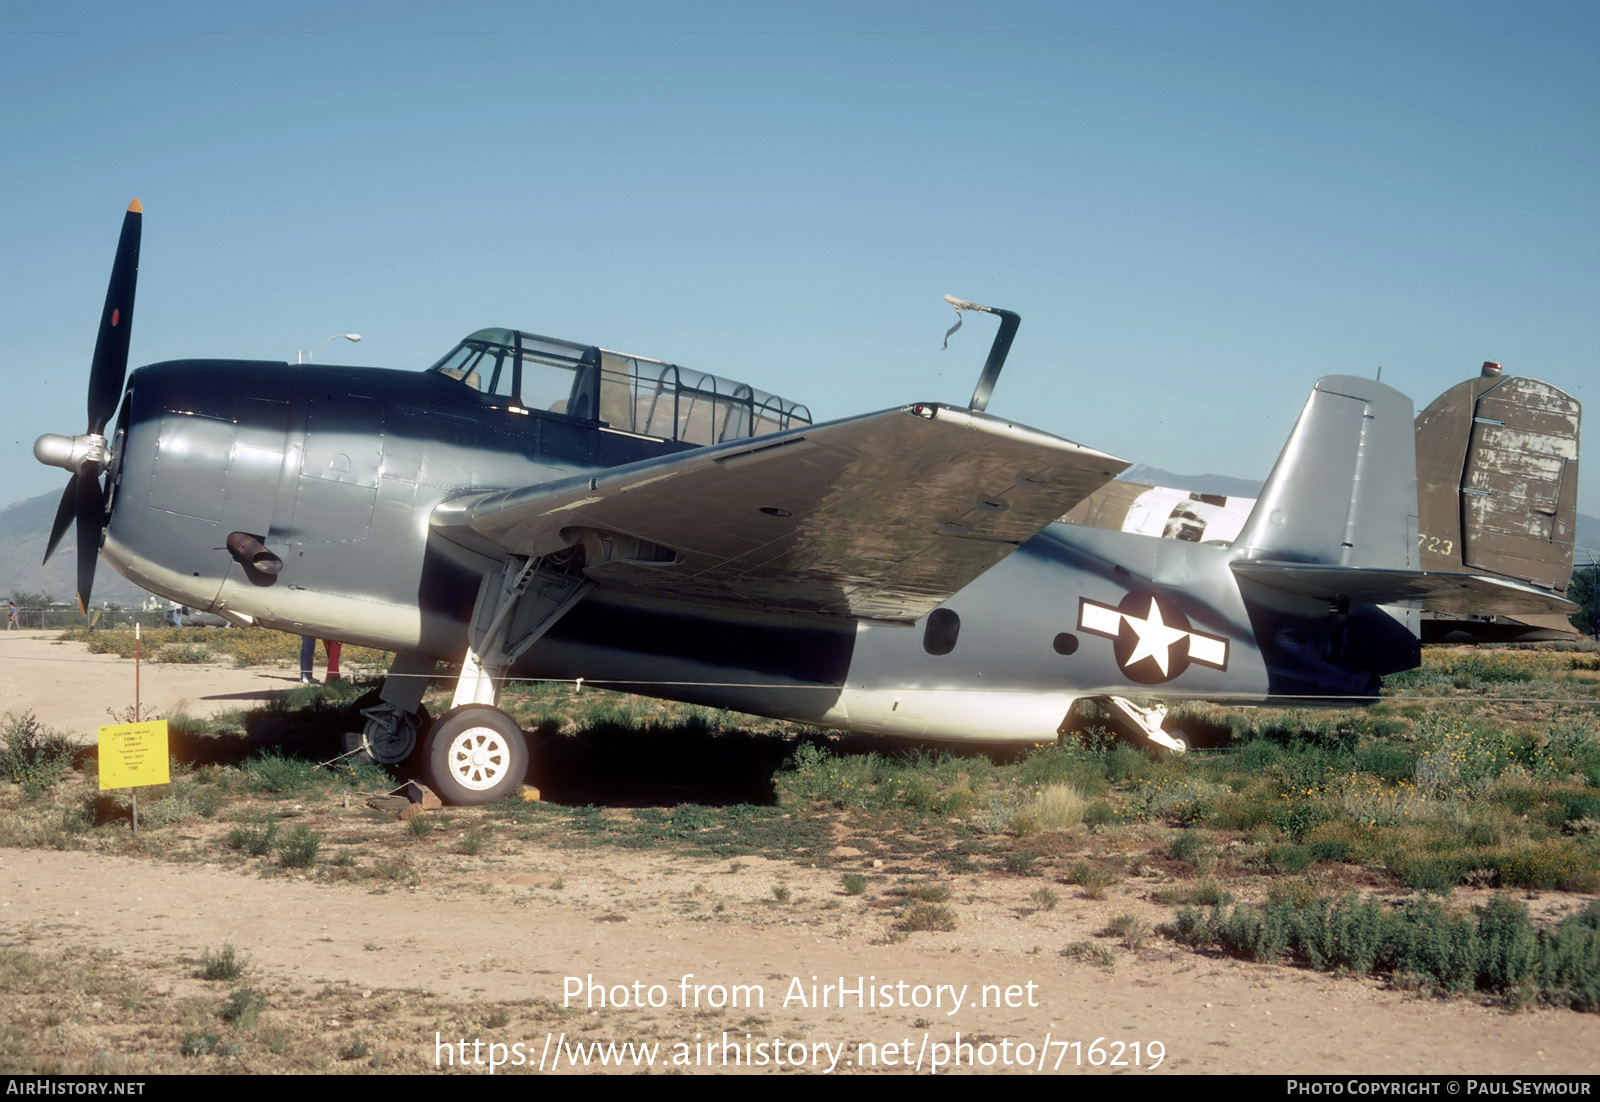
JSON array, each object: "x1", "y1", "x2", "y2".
[{"x1": 431, "y1": 403, "x2": 1128, "y2": 622}]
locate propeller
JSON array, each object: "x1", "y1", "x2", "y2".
[{"x1": 35, "y1": 200, "x2": 142, "y2": 615}]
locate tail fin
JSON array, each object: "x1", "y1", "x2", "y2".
[
  {"x1": 1234, "y1": 376, "x2": 1418, "y2": 570},
  {"x1": 1414, "y1": 368, "x2": 1581, "y2": 641},
  {"x1": 1229, "y1": 374, "x2": 1576, "y2": 626},
  {"x1": 1416, "y1": 368, "x2": 1580, "y2": 592}
]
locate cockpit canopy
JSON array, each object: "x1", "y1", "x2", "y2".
[{"x1": 428, "y1": 328, "x2": 812, "y2": 447}]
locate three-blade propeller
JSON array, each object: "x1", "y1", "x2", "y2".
[{"x1": 38, "y1": 200, "x2": 141, "y2": 615}]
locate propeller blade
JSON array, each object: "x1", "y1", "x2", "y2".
[
  {"x1": 87, "y1": 200, "x2": 141, "y2": 435},
  {"x1": 73, "y1": 463, "x2": 106, "y2": 616},
  {"x1": 42, "y1": 474, "x2": 79, "y2": 565}
]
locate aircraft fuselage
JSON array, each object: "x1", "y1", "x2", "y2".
[{"x1": 97, "y1": 357, "x2": 1418, "y2": 745}]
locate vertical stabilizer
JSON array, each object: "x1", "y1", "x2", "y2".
[
  {"x1": 1235, "y1": 376, "x2": 1418, "y2": 571},
  {"x1": 1415, "y1": 371, "x2": 1580, "y2": 591}
]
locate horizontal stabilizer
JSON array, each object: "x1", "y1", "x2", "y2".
[{"x1": 1231, "y1": 559, "x2": 1576, "y2": 617}]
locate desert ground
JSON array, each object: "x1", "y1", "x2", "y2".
[{"x1": 2, "y1": 631, "x2": 1598, "y2": 1076}]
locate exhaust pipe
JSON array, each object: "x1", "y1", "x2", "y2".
[{"x1": 227, "y1": 531, "x2": 283, "y2": 575}]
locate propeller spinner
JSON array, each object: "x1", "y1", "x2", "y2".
[{"x1": 34, "y1": 200, "x2": 142, "y2": 615}]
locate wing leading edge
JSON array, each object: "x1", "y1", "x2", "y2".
[{"x1": 431, "y1": 403, "x2": 1128, "y2": 621}]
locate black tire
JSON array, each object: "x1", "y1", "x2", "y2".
[
  {"x1": 422, "y1": 704, "x2": 529, "y2": 806},
  {"x1": 341, "y1": 689, "x2": 430, "y2": 768}
]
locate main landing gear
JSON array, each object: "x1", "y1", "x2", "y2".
[
  {"x1": 1068, "y1": 695, "x2": 1190, "y2": 755},
  {"x1": 352, "y1": 556, "x2": 589, "y2": 805}
]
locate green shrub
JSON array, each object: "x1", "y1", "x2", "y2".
[
  {"x1": 1395, "y1": 853, "x2": 1466, "y2": 894},
  {"x1": 1266, "y1": 843, "x2": 1315, "y2": 873},
  {"x1": 276, "y1": 824, "x2": 321, "y2": 869},
  {"x1": 0, "y1": 712, "x2": 77, "y2": 792},
  {"x1": 1029, "y1": 887, "x2": 1060, "y2": 911},
  {"x1": 1083, "y1": 800, "x2": 1116, "y2": 829},
  {"x1": 225, "y1": 821, "x2": 278, "y2": 856},
  {"x1": 154, "y1": 643, "x2": 213, "y2": 664},
  {"x1": 1412, "y1": 714, "x2": 1517, "y2": 795},
  {"x1": 1214, "y1": 903, "x2": 1293, "y2": 963},
  {"x1": 1061, "y1": 940, "x2": 1116, "y2": 968},
  {"x1": 902, "y1": 902, "x2": 958, "y2": 932},
  {"x1": 1172, "y1": 888, "x2": 1600, "y2": 1009},
  {"x1": 1068, "y1": 860, "x2": 1115, "y2": 898},
  {"x1": 181, "y1": 1031, "x2": 221, "y2": 1057},
  {"x1": 245, "y1": 751, "x2": 323, "y2": 795},
  {"x1": 1170, "y1": 906, "x2": 1216, "y2": 948},
  {"x1": 221, "y1": 985, "x2": 268, "y2": 1028},
  {"x1": 1103, "y1": 912, "x2": 1150, "y2": 950},
  {"x1": 1356, "y1": 743, "x2": 1416, "y2": 783},
  {"x1": 1308, "y1": 838, "x2": 1353, "y2": 863},
  {"x1": 1004, "y1": 852, "x2": 1042, "y2": 878},
  {"x1": 1497, "y1": 843, "x2": 1597, "y2": 892},
  {"x1": 1167, "y1": 829, "x2": 1206, "y2": 865},
  {"x1": 200, "y1": 943, "x2": 248, "y2": 981}
]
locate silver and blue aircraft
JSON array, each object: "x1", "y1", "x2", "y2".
[{"x1": 35, "y1": 203, "x2": 1580, "y2": 804}]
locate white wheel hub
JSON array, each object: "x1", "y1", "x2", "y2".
[{"x1": 447, "y1": 726, "x2": 510, "y2": 791}]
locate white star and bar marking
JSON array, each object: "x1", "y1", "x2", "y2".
[{"x1": 1079, "y1": 596, "x2": 1228, "y2": 678}]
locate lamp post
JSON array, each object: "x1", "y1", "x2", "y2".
[{"x1": 296, "y1": 333, "x2": 361, "y2": 364}]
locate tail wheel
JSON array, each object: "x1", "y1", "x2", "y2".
[
  {"x1": 341, "y1": 689, "x2": 429, "y2": 767},
  {"x1": 422, "y1": 705, "x2": 529, "y2": 806}
]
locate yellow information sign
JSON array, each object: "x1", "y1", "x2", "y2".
[{"x1": 98, "y1": 721, "x2": 170, "y2": 790}]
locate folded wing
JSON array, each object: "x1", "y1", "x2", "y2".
[{"x1": 431, "y1": 404, "x2": 1127, "y2": 621}]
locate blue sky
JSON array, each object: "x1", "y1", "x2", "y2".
[{"x1": 4, "y1": 0, "x2": 1596, "y2": 514}]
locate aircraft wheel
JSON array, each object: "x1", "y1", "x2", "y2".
[
  {"x1": 341, "y1": 690, "x2": 430, "y2": 767},
  {"x1": 422, "y1": 705, "x2": 529, "y2": 806},
  {"x1": 1163, "y1": 729, "x2": 1192, "y2": 755}
]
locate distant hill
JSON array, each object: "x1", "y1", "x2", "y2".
[
  {"x1": 1119, "y1": 465, "x2": 1265, "y2": 500},
  {"x1": 0, "y1": 491, "x2": 152, "y2": 608}
]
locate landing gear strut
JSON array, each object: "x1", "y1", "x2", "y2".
[
  {"x1": 343, "y1": 652, "x2": 437, "y2": 766},
  {"x1": 368, "y1": 555, "x2": 589, "y2": 805},
  {"x1": 1087, "y1": 695, "x2": 1189, "y2": 755}
]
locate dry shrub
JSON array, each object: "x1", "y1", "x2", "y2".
[{"x1": 1011, "y1": 783, "x2": 1089, "y2": 835}]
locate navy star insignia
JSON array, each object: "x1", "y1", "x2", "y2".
[{"x1": 1078, "y1": 593, "x2": 1228, "y2": 684}]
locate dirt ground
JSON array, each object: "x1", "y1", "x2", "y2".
[
  {"x1": 2, "y1": 632, "x2": 1598, "y2": 1076},
  {"x1": 1, "y1": 629, "x2": 294, "y2": 738}
]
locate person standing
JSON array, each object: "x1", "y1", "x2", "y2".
[{"x1": 299, "y1": 636, "x2": 343, "y2": 682}]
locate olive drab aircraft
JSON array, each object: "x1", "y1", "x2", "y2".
[{"x1": 35, "y1": 203, "x2": 1582, "y2": 804}]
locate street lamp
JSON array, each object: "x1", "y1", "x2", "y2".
[{"x1": 296, "y1": 333, "x2": 361, "y2": 364}]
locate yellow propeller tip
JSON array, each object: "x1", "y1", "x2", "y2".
[{"x1": 127, "y1": 199, "x2": 142, "y2": 214}]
